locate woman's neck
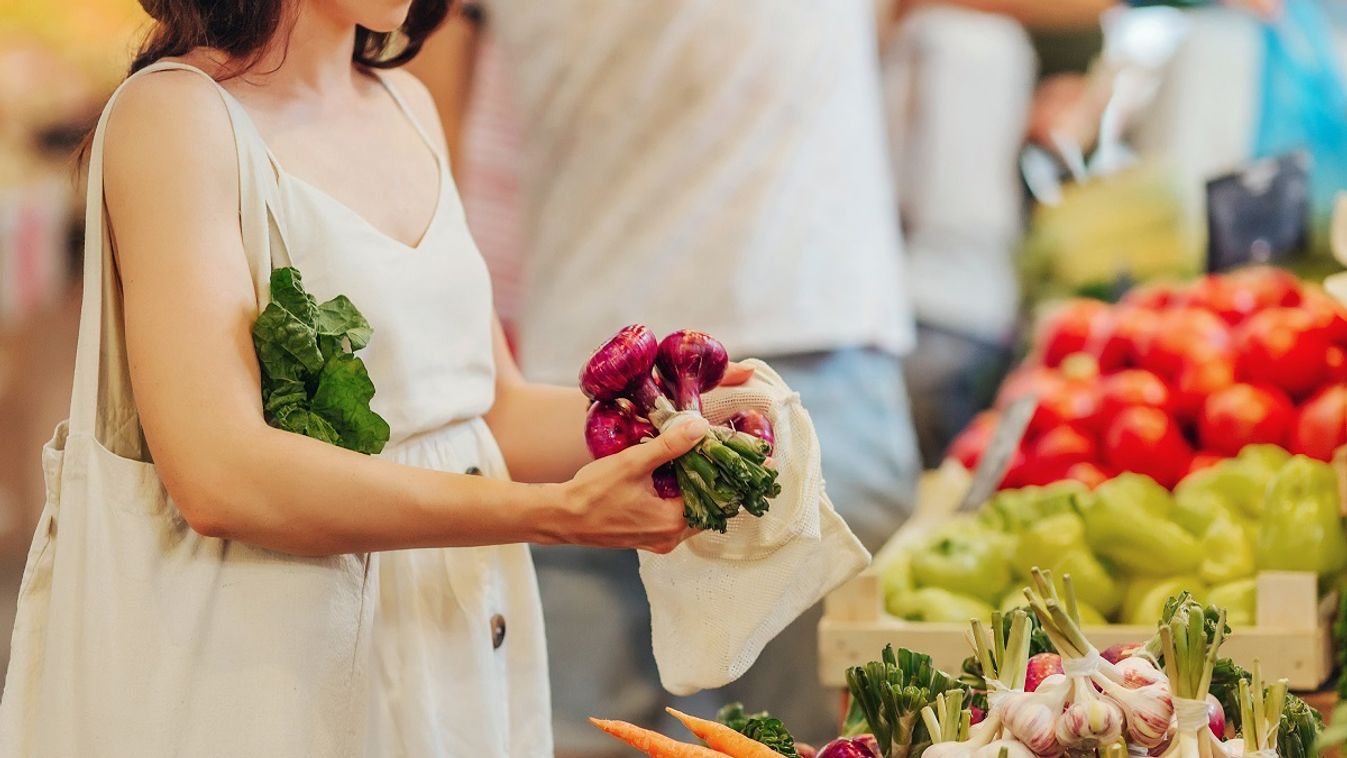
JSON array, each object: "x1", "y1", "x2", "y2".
[{"x1": 241, "y1": 2, "x2": 361, "y2": 99}]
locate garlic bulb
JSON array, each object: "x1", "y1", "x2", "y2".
[
  {"x1": 1097, "y1": 678, "x2": 1174, "y2": 749},
  {"x1": 1055, "y1": 680, "x2": 1124, "y2": 748},
  {"x1": 974, "y1": 740, "x2": 1037, "y2": 758},
  {"x1": 1112, "y1": 656, "x2": 1165, "y2": 689}
]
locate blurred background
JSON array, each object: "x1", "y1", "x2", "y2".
[{"x1": 2, "y1": 0, "x2": 1346, "y2": 718}]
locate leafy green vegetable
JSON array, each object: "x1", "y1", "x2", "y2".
[
  {"x1": 715, "y1": 703, "x2": 798, "y2": 757},
  {"x1": 1209, "y1": 657, "x2": 1323, "y2": 758},
  {"x1": 959, "y1": 606, "x2": 1055, "y2": 698},
  {"x1": 1146, "y1": 593, "x2": 1321, "y2": 758},
  {"x1": 843, "y1": 645, "x2": 966, "y2": 758},
  {"x1": 251, "y1": 267, "x2": 389, "y2": 454},
  {"x1": 1143, "y1": 591, "x2": 1229, "y2": 659}
]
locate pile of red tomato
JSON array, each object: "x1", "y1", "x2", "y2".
[{"x1": 949, "y1": 266, "x2": 1347, "y2": 489}]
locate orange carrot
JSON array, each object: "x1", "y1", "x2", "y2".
[
  {"x1": 665, "y1": 708, "x2": 780, "y2": 758},
  {"x1": 588, "y1": 717, "x2": 732, "y2": 757}
]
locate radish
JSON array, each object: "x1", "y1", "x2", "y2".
[{"x1": 1025, "y1": 652, "x2": 1064, "y2": 693}]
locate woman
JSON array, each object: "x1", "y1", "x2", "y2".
[{"x1": 0, "y1": 1, "x2": 741, "y2": 755}]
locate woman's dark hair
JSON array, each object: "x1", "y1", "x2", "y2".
[{"x1": 130, "y1": 0, "x2": 452, "y2": 76}]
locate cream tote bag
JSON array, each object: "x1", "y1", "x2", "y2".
[{"x1": 0, "y1": 62, "x2": 375, "y2": 757}]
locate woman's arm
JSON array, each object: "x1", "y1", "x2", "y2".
[
  {"x1": 102, "y1": 70, "x2": 699, "y2": 557},
  {"x1": 484, "y1": 319, "x2": 594, "y2": 483}
]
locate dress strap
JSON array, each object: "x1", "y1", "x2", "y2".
[
  {"x1": 372, "y1": 72, "x2": 448, "y2": 172},
  {"x1": 67, "y1": 60, "x2": 286, "y2": 436}
]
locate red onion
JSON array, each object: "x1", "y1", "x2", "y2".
[
  {"x1": 652, "y1": 464, "x2": 680, "y2": 498},
  {"x1": 655, "y1": 330, "x2": 728, "y2": 412},
  {"x1": 728, "y1": 409, "x2": 774, "y2": 453},
  {"x1": 817, "y1": 737, "x2": 879, "y2": 758},
  {"x1": 580, "y1": 325, "x2": 658, "y2": 402},
  {"x1": 1025, "y1": 652, "x2": 1064, "y2": 693},
  {"x1": 1205, "y1": 693, "x2": 1225, "y2": 739},
  {"x1": 584, "y1": 400, "x2": 653, "y2": 458}
]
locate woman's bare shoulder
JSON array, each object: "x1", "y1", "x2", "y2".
[{"x1": 101, "y1": 63, "x2": 238, "y2": 198}]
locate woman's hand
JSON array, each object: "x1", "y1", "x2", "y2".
[
  {"x1": 556, "y1": 417, "x2": 710, "y2": 553},
  {"x1": 722, "y1": 361, "x2": 755, "y2": 387}
]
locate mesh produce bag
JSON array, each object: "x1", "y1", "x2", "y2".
[{"x1": 638, "y1": 359, "x2": 872, "y2": 695}]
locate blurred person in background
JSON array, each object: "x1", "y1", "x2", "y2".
[
  {"x1": 876, "y1": 0, "x2": 1111, "y2": 466},
  {"x1": 413, "y1": 1, "x2": 918, "y2": 751}
]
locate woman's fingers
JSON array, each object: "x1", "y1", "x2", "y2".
[
  {"x1": 721, "y1": 361, "x2": 755, "y2": 386},
  {"x1": 624, "y1": 417, "x2": 707, "y2": 472}
]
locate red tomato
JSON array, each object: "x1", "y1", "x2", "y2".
[
  {"x1": 1299, "y1": 287, "x2": 1347, "y2": 344},
  {"x1": 1225, "y1": 265, "x2": 1302, "y2": 309},
  {"x1": 947, "y1": 411, "x2": 999, "y2": 470},
  {"x1": 1290, "y1": 385, "x2": 1347, "y2": 462},
  {"x1": 1184, "y1": 274, "x2": 1260, "y2": 325},
  {"x1": 1103, "y1": 407, "x2": 1193, "y2": 488},
  {"x1": 1059, "y1": 352, "x2": 1101, "y2": 383},
  {"x1": 1171, "y1": 351, "x2": 1237, "y2": 421},
  {"x1": 1234, "y1": 307, "x2": 1332, "y2": 399},
  {"x1": 1197, "y1": 383, "x2": 1295, "y2": 456},
  {"x1": 1185, "y1": 453, "x2": 1224, "y2": 478},
  {"x1": 1097, "y1": 369, "x2": 1171, "y2": 427},
  {"x1": 1064, "y1": 461, "x2": 1112, "y2": 489},
  {"x1": 1140, "y1": 308, "x2": 1232, "y2": 380},
  {"x1": 1123, "y1": 281, "x2": 1184, "y2": 310},
  {"x1": 1329, "y1": 346, "x2": 1347, "y2": 383},
  {"x1": 996, "y1": 366, "x2": 1064, "y2": 409},
  {"x1": 1038, "y1": 299, "x2": 1114, "y2": 368},
  {"x1": 1108, "y1": 307, "x2": 1163, "y2": 368},
  {"x1": 1028, "y1": 378, "x2": 1102, "y2": 438},
  {"x1": 998, "y1": 449, "x2": 1033, "y2": 489},
  {"x1": 1029, "y1": 425, "x2": 1098, "y2": 470}
]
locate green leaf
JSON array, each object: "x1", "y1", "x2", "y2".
[
  {"x1": 269, "y1": 267, "x2": 319, "y2": 326},
  {"x1": 262, "y1": 378, "x2": 309, "y2": 418},
  {"x1": 315, "y1": 295, "x2": 372, "y2": 351},
  {"x1": 311, "y1": 353, "x2": 390, "y2": 454},
  {"x1": 270, "y1": 403, "x2": 342, "y2": 446},
  {"x1": 252, "y1": 303, "x2": 324, "y2": 382}
]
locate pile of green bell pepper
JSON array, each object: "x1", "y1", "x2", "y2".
[{"x1": 879, "y1": 444, "x2": 1347, "y2": 628}]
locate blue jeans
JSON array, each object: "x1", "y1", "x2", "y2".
[{"x1": 536, "y1": 348, "x2": 919, "y2": 753}]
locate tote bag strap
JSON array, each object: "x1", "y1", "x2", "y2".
[{"x1": 68, "y1": 60, "x2": 290, "y2": 437}]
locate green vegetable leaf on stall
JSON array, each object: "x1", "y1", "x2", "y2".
[
  {"x1": 714, "y1": 703, "x2": 798, "y2": 757},
  {"x1": 251, "y1": 267, "x2": 389, "y2": 455},
  {"x1": 843, "y1": 645, "x2": 966, "y2": 758}
]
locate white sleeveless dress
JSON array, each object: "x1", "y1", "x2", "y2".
[
  {"x1": 274, "y1": 78, "x2": 554, "y2": 758},
  {"x1": 246, "y1": 72, "x2": 554, "y2": 758},
  {"x1": 0, "y1": 61, "x2": 551, "y2": 757}
]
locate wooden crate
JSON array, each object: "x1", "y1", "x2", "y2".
[{"x1": 817, "y1": 465, "x2": 1336, "y2": 691}]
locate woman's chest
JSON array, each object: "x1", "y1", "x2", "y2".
[{"x1": 274, "y1": 182, "x2": 498, "y2": 426}]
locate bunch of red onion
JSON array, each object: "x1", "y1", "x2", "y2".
[{"x1": 580, "y1": 324, "x2": 780, "y2": 532}]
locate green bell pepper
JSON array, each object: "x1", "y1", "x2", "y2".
[
  {"x1": 1256, "y1": 455, "x2": 1347, "y2": 576},
  {"x1": 982, "y1": 481, "x2": 1084, "y2": 533},
  {"x1": 1174, "y1": 466, "x2": 1238, "y2": 535},
  {"x1": 890, "y1": 586, "x2": 995, "y2": 624},
  {"x1": 1207, "y1": 578, "x2": 1257, "y2": 628},
  {"x1": 1093, "y1": 473, "x2": 1172, "y2": 518},
  {"x1": 1081, "y1": 479, "x2": 1202, "y2": 577},
  {"x1": 1010, "y1": 512, "x2": 1122, "y2": 616},
  {"x1": 1010, "y1": 511, "x2": 1086, "y2": 577},
  {"x1": 1122, "y1": 576, "x2": 1205, "y2": 626},
  {"x1": 1176, "y1": 453, "x2": 1282, "y2": 525},
  {"x1": 911, "y1": 531, "x2": 1011, "y2": 604},
  {"x1": 1198, "y1": 516, "x2": 1256, "y2": 585},
  {"x1": 879, "y1": 553, "x2": 913, "y2": 613}
]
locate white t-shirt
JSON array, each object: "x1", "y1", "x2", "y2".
[{"x1": 483, "y1": 0, "x2": 914, "y2": 384}]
